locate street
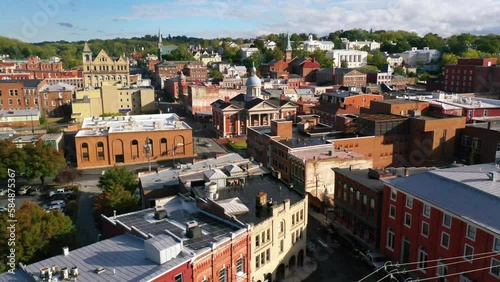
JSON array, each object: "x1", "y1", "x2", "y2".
[{"x1": 304, "y1": 211, "x2": 378, "y2": 282}]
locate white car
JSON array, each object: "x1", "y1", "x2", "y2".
[
  {"x1": 43, "y1": 203, "x2": 64, "y2": 211},
  {"x1": 360, "y1": 251, "x2": 390, "y2": 270},
  {"x1": 18, "y1": 186, "x2": 31, "y2": 195},
  {"x1": 49, "y1": 200, "x2": 66, "y2": 208}
]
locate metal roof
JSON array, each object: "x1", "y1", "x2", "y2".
[
  {"x1": 0, "y1": 234, "x2": 193, "y2": 282},
  {"x1": 385, "y1": 163, "x2": 500, "y2": 234}
]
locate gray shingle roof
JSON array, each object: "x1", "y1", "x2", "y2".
[
  {"x1": 0, "y1": 234, "x2": 193, "y2": 282},
  {"x1": 385, "y1": 163, "x2": 500, "y2": 234}
]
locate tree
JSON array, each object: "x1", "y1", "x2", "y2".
[
  {"x1": 367, "y1": 51, "x2": 388, "y2": 69},
  {"x1": 97, "y1": 166, "x2": 138, "y2": 193},
  {"x1": 309, "y1": 50, "x2": 333, "y2": 68},
  {"x1": 163, "y1": 47, "x2": 195, "y2": 61},
  {"x1": 55, "y1": 167, "x2": 83, "y2": 186},
  {"x1": 360, "y1": 65, "x2": 379, "y2": 73},
  {"x1": 93, "y1": 183, "x2": 139, "y2": 217},
  {"x1": 23, "y1": 141, "x2": 66, "y2": 185},
  {"x1": 393, "y1": 66, "x2": 406, "y2": 76},
  {"x1": 39, "y1": 114, "x2": 48, "y2": 125},
  {"x1": 340, "y1": 60, "x2": 348, "y2": 68},
  {"x1": 0, "y1": 202, "x2": 75, "y2": 273},
  {"x1": 0, "y1": 140, "x2": 27, "y2": 178},
  {"x1": 209, "y1": 69, "x2": 224, "y2": 83},
  {"x1": 441, "y1": 53, "x2": 459, "y2": 65}
]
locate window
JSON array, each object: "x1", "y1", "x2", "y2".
[
  {"x1": 418, "y1": 248, "x2": 428, "y2": 271},
  {"x1": 97, "y1": 142, "x2": 105, "y2": 160},
  {"x1": 443, "y1": 213, "x2": 452, "y2": 228},
  {"x1": 389, "y1": 205, "x2": 396, "y2": 219},
  {"x1": 406, "y1": 196, "x2": 413, "y2": 209},
  {"x1": 421, "y1": 222, "x2": 429, "y2": 237},
  {"x1": 494, "y1": 237, "x2": 500, "y2": 252},
  {"x1": 266, "y1": 249, "x2": 270, "y2": 262},
  {"x1": 369, "y1": 198, "x2": 375, "y2": 216},
  {"x1": 466, "y1": 225, "x2": 476, "y2": 241},
  {"x1": 279, "y1": 239, "x2": 284, "y2": 253},
  {"x1": 437, "y1": 260, "x2": 447, "y2": 277},
  {"x1": 17, "y1": 99, "x2": 21, "y2": 105},
  {"x1": 404, "y1": 213, "x2": 411, "y2": 228},
  {"x1": 460, "y1": 274, "x2": 473, "y2": 282},
  {"x1": 255, "y1": 235, "x2": 260, "y2": 247},
  {"x1": 491, "y1": 258, "x2": 500, "y2": 278},
  {"x1": 44, "y1": 93, "x2": 48, "y2": 99},
  {"x1": 236, "y1": 257, "x2": 245, "y2": 274},
  {"x1": 464, "y1": 244, "x2": 474, "y2": 262},
  {"x1": 174, "y1": 273, "x2": 183, "y2": 282},
  {"x1": 51, "y1": 100, "x2": 56, "y2": 106},
  {"x1": 81, "y1": 143, "x2": 89, "y2": 161},
  {"x1": 441, "y1": 232, "x2": 450, "y2": 249},
  {"x1": 279, "y1": 220, "x2": 284, "y2": 234},
  {"x1": 386, "y1": 228, "x2": 395, "y2": 250},
  {"x1": 390, "y1": 189, "x2": 397, "y2": 201},
  {"x1": 219, "y1": 267, "x2": 227, "y2": 282},
  {"x1": 8, "y1": 99, "x2": 12, "y2": 105},
  {"x1": 423, "y1": 204, "x2": 431, "y2": 218}
]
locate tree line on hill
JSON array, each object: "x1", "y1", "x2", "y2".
[{"x1": 0, "y1": 29, "x2": 498, "y2": 70}]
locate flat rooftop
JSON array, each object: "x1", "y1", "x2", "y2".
[
  {"x1": 76, "y1": 113, "x2": 191, "y2": 137},
  {"x1": 467, "y1": 121, "x2": 500, "y2": 132},
  {"x1": 192, "y1": 175, "x2": 304, "y2": 225},
  {"x1": 434, "y1": 96, "x2": 500, "y2": 109},
  {"x1": 139, "y1": 153, "x2": 261, "y2": 191},
  {"x1": 374, "y1": 99, "x2": 429, "y2": 105},
  {"x1": 0, "y1": 109, "x2": 39, "y2": 117},
  {"x1": 0, "y1": 234, "x2": 194, "y2": 282},
  {"x1": 110, "y1": 196, "x2": 243, "y2": 251},
  {"x1": 290, "y1": 145, "x2": 367, "y2": 162},
  {"x1": 386, "y1": 163, "x2": 500, "y2": 234},
  {"x1": 358, "y1": 113, "x2": 409, "y2": 122}
]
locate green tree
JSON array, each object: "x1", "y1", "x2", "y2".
[
  {"x1": 441, "y1": 53, "x2": 459, "y2": 65},
  {"x1": 23, "y1": 141, "x2": 66, "y2": 185},
  {"x1": 100, "y1": 112, "x2": 122, "y2": 117},
  {"x1": 97, "y1": 166, "x2": 138, "y2": 193},
  {"x1": 39, "y1": 114, "x2": 48, "y2": 125},
  {"x1": 367, "y1": 51, "x2": 388, "y2": 69},
  {"x1": 393, "y1": 66, "x2": 406, "y2": 76},
  {"x1": 209, "y1": 69, "x2": 224, "y2": 83},
  {"x1": 0, "y1": 202, "x2": 75, "y2": 273},
  {"x1": 93, "y1": 183, "x2": 139, "y2": 217},
  {"x1": 243, "y1": 53, "x2": 262, "y2": 74},
  {"x1": 163, "y1": 47, "x2": 195, "y2": 61},
  {"x1": 309, "y1": 50, "x2": 333, "y2": 68},
  {"x1": 340, "y1": 60, "x2": 348, "y2": 68},
  {"x1": 0, "y1": 140, "x2": 27, "y2": 178},
  {"x1": 360, "y1": 65, "x2": 379, "y2": 73}
]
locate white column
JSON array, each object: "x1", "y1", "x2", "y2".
[{"x1": 222, "y1": 113, "x2": 226, "y2": 138}]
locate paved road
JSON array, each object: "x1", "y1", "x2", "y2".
[{"x1": 304, "y1": 210, "x2": 378, "y2": 282}]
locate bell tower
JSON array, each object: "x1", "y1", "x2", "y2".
[
  {"x1": 285, "y1": 31, "x2": 293, "y2": 62},
  {"x1": 82, "y1": 42, "x2": 92, "y2": 62}
]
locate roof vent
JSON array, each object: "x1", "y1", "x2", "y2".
[
  {"x1": 60, "y1": 267, "x2": 69, "y2": 280},
  {"x1": 486, "y1": 171, "x2": 500, "y2": 182},
  {"x1": 71, "y1": 266, "x2": 79, "y2": 277},
  {"x1": 95, "y1": 267, "x2": 106, "y2": 274}
]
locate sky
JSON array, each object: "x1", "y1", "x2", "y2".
[{"x1": 1, "y1": 0, "x2": 499, "y2": 43}]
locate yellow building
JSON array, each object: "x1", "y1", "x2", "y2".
[
  {"x1": 71, "y1": 82, "x2": 156, "y2": 122},
  {"x1": 82, "y1": 42, "x2": 130, "y2": 88}
]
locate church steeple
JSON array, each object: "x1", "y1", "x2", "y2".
[
  {"x1": 285, "y1": 31, "x2": 293, "y2": 62},
  {"x1": 82, "y1": 42, "x2": 92, "y2": 62},
  {"x1": 157, "y1": 28, "x2": 163, "y2": 60}
]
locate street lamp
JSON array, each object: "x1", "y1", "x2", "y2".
[
  {"x1": 144, "y1": 138, "x2": 152, "y2": 172},
  {"x1": 172, "y1": 142, "x2": 184, "y2": 167}
]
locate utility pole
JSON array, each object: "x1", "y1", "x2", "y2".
[{"x1": 144, "y1": 138, "x2": 151, "y2": 172}]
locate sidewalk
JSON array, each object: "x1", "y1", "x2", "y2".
[{"x1": 284, "y1": 256, "x2": 318, "y2": 282}]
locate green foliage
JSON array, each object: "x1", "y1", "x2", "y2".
[
  {"x1": 23, "y1": 141, "x2": 66, "y2": 185},
  {"x1": 97, "y1": 166, "x2": 138, "y2": 194},
  {"x1": 100, "y1": 112, "x2": 122, "y2": 117},
  {"x1": 162, "y1": 47, "x2": 195, "y2": 61},
  {"x1": 46, "y1": 127, "x2": 62, "y2": 134},
  {"x1": 441, "y1": 53, "x2": 459, "y2": 65},
  {"x1": 209, "y1": 69, "x2": 224, "y2": 83},
  {"x1": 340, "y1": 60, "x2": 348, "y2": 68},
  {"x1": 393, "y1": 66, "x2": 406, "y2": 76},
  {"x1": 64, "y1": 200, "x2": 78, "y2": 221},
  {"x1": 0, "y1": 140, "x2": 28, "y2": 178},
  {"x1": 0, "y1": 202, "x2": 75, "y2": 273},
  {"x1": 310, "y1": 50, "x2": 333, "y2": 68},
  {"x1": 228, "y1": 141, "x2": 247, "y2": 150},
  {"x1": 39, "y1": 114, "x2": 48, "y2": 125},
  {"x1": 359, "y1": 65, "x2": 380, "y2": 73},
  {"x1": 93, "y1": 183, "x2": 139, "y2": 217},
  {"x1": 243, "y1": 53, "x2": 262, "y2": 74},
  {"x1": 367, "y1": 51, "x2": 388, "y2": 69}
]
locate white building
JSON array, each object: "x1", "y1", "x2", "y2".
[
  {"x1": 398, "y1": 47, "x2": 441, "y2": 66},
  {"x1": 265, "y1": 41, "x2": 277, "y2": 50},
  {"x1": 302, "y1": 34, "x2": 335, "y2": 52},
  {"x1": 342, "y1": 38, "x2": 381, "y2": 51},
  {"x1": 327, "y1": 49, "x2": 368, "y2": 68},
  {"x1": 241, "y1": 47, "x2": 260, "y2": 59},
  {"x1": 385, "y1": 54, "x2": 403, "y2": 67}
]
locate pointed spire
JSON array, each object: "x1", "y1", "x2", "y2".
[
  {"x1": 286, "y1": 31, "x2": 292, "y2": 51},
  {"x1": 250, "y1": 61, "x2": 256, "y2": 75},
  {"x1": 83, "y1": 42, "x2": 91, "y2": 52},
  {"x1": 158, "y1": 27, "x2": 162, "y2": 44}
]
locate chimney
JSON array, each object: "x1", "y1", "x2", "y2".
[
  {"x1": 280, "y1": 94, "x2": 286, "y2": 100},
  {"x1": 224, "y1": 96, "x2": 230, "y2": 103},
  {"x1": 404, "y1": 168, "x2": 409, "y2": 177},
  {"x1": 63, "y1": 247, "x2": 69, "y2": 256},
  {"x1": 256, "y1": 192, "x2": 267, "y2": 206},
  {"x1": 328, "y1": 150, "x2": 333, "y2": 156}
]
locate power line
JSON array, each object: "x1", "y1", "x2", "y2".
[
  {"x1": 411, "y1": 265, "x2": 496, "y2": 282},
  {"x1": 376, "y1": 252, "x2": 500, "y2": 282},
  {"x1": 358, "y1": 250, "x2": 500, "y2": 282}
]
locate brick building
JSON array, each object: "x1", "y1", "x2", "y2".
[
  {"x1": 444, "y1": 58, "x2": 497, "y2": 93},
  {"x1": 184, "y1": 85, "x2": 241, "y2": 117},
  {"x1": 0, "y1": 109, "x2": 40, "y2": 128},
  {"x1": 75, "y1": 113, "x2": 193, "y2": 168},
  {"x1": 0, "y1": 79, "x2": 44, "y2": 111},
  {"x1": 458, "y1": 121, "x2": 500, "y2": 164},
  {"x1": 334, "y1": 68, "x2": 367, "y2": 88},
  {"x1": 288, "y1": 58, "x2": 320, "y2": 82},
  {"x1": 429, "y1": 92, "x2": 500, "y2": 123},
  {"x1": 39, "y1": 82, "x2": 75, "y2": 117},
  {"x1": 380, "y1": 164, "x2": 500, "y2": 282},
  {"x1": 155, "y1": 61, "x2": 207, "y2": 87}
]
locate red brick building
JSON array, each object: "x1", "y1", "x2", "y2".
[
  {"x1": 444, "y1": 58, "x2": 498, "y2": 93},
  {"x1": 334, "y1": 68, "x2": 367, "y2": 88},
  {"x1": 380, "y1": 164, "x2": 500, "y2": 281},
  {"x1": 39, "y1": 82, "x2": 75, "y2": 117},
  {"x1": 0, "y1": 79, "x2": 44, "y2": 110}
]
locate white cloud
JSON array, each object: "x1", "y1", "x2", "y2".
[{"x1": 112, "y1": 0, "x2": 500, "y2": 37}]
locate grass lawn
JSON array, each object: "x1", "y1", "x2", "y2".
[{"x1": 228, "y1": 141, "x2": 247, "y2": 150}]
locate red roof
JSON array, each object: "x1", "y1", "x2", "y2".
[{"x1": 302, "y1": 61, "x2": 320, "y2": 69}]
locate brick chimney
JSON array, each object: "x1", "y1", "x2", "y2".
[
  {"x1": 224, "y1": 96, "x2": 230, "y2": 103},
  {"x1": 256, "y1": 192, "x2": 267, "y2": 206},
  {"x1": 280, "y1": 94, "x2": 286, "y2": 100}
]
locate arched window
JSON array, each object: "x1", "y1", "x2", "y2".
[
  {"x1": 219, "y1": 267, "x2": 227, "y2": 282},
  {"x1": 81, "y1": 143, "x2": 89, "y2": 161},
  {"x1": 97, "y1": 142, "x2": 105, "y2": 160},
  {"x1": 160, "y1": 138, "x2": 167, "y2": 156},
  {"x1": 131, "y1": 140, "x2": 139, "y2": 159},
  {"x1": 145, "y1": 138, "x2": 154, "y2": 157}
]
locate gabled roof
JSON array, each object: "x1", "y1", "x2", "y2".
[
  {"x1": 267, "y1": 97, "x2": 297, "y2": 108},
  {"x1": 204, "y1": 168, "x2": 228, "y2": 180}
]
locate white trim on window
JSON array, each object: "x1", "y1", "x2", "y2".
[
  {"x1": 390, "y1": 189, "x2": 397, "y2": 201},
  {"x1": 423, "y1": 204, "x2": 431, "y2": 218},
  {"x1": 466, "y1": 225, "x2": 476, "y2": 241},
  {"x1": 464, "y1": 244, "x2": 474, "y2": 262},
  {"x1": 441, "y1": 232, "x2": 450, "y2": 249},
  {"x1": 404, "y1": 212, "x2": 412, "y2": 228},
  {"x1": 389, "y1": 205, "x2": 396, "y2": 219},
  {"x1": 490, "y1": 258, "x2": 500, "y2": 278},
  {"x1": 443, "y1": 213, "x2": 452, "y2": 228},
  {"x1": 406, "y1": 196, "x2": 413, "y2": 209},
  {"x1": 493, "y1": 237, "x2": 500, "y2": 253},
  {"x1": 421, "y1": 222, "x2": 429, "y2": 238},
  {"x1": 386, "y1": 228, "x2": 395, "y2": 251}
]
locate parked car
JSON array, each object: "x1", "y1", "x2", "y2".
[
  {"x1": 49, "y1": 200, "x2": 66, "y2": 208},
  {"x1": 27, "y1": 187, "x2": 41, "y2": 196},
  {"x1": 17, "y1": 186, "x2": 31, "y2": 195},
  {"x1": 43, "y1": 203, "x2": 64, "y2": 212},
  {"x1": 338, "y1": 233, "x2": 365, "y2": 254},
  {"x1": 360, "y1": 250, "x2": 391, "y2": 270},
  {"x1": 49, "y1": 188, "x2": 72, "y2": 197}
]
